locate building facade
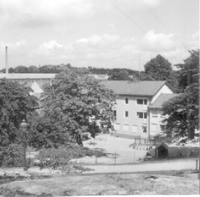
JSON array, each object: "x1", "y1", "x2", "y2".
[{"x1": 101, "y1": 80, "x2": 174, "y2": 140}]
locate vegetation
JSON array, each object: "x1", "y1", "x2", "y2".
[
  {"x1": 0, "y1": 79, "x2": 38, "y2": 166},
  {"x1": 0, "y1": 64, "x2": 72, "y2": 74},
  {"x1": 163, "y1": 50, "x2": 199, "y2": 139},
  {"x1": 30, "y1": 68, "x2": 116, "y2": 148},
  {"x1": 0, "y1": 50, "x2": 199, "y2": 168},
  {"x1": 0, "y1": 172, "x2": 198, "y2": 195}
]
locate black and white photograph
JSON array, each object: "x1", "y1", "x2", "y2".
[{"x1": 0, "y1": 0, "x2": 199, "y2": 196}]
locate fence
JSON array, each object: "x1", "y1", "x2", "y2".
[{"x1": 130, "y1": 137, "x2": 160, "y2": 150}]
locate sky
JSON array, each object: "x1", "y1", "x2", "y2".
[{"x1": 0, "y1": 0, "x2": 199, "y2": 70}]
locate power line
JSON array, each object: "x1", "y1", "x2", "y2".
[
  {"x1": 141, "y1": 0, "x2": 189, "y2": 52},
  {"x1": 108, "y1": 0, "x2": 146, "y2": 34},
  {"x1": 108, "y1": 0, "x2": 182, "y2": 63}
]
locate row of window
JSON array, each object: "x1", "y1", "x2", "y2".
[
  {"x1": 114, "y1": 110, "x2": 165, "y2": 119},
  {"x1": 125, "y1": 98, "x2": 147, "y2": 105},
  {"x1": 114, "y1": 123, "x2": 166, "y2": 133},
  {"x1": 115, "y1": 124, "x2": 147, "y2": 133},
  {"x1": 113, "y1": 110, "x2": 147, "y2": 119}
]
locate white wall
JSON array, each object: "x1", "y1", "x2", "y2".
[
  {"x1": 113, "y1": 95, "x2": 150, "y2": 138},
  {"x1": 149, "y1": 109, "x2": 166, "y2": 136},
  {"x1": 151, "y1": 84, "x2": 173, "y2": 104}
]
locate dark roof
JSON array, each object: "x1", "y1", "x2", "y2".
[
  {"x1": 101, "y1": 80, "x2": 167, "y2": 96},
  {"x1": 149, "y1": 93, "x2": 177, "y2": 109}
]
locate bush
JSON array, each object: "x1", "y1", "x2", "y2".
[
  {"x1": 36, "y1": 145, "x2": 86, "y2": 170},
  {"x1": 0, "y1": 144, "x2": 24, "y2": 167}
]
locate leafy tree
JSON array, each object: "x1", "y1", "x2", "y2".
[
  {"x1": 139, "y1": 71, "x2": 155, "y2": 81},
  {"x1": 28, "y1": 65, "x2": 39, "y2": 73},
  {"x1": 109, "y1": 70, "x2": 131, "y2": 80},
  {"x1": 0, "y1": 79, "x2": 38, "y2": 166},
  {"x1": 38, "y1": 65, "x2": 55, "y2": 73},
  {"x1": 31, "y1": 68, "x2": 116, "y2": 149},
  {"x1": 8, "y1": 67, "x2": 15, "y2": 73},
  {"x1": 144, "y1": 54, "x2": 172, "y2": 80},
  {"x1": 163, "y1": 50, "x2": 199, "y2": 140},
  {"x1": 14, "y1": 65, "x2": 29, "y2": 73}
]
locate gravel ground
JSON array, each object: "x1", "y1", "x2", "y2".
[{"x1": 72, "y1": 134, "x2": 147, "y2": 164}]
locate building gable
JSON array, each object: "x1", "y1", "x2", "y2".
[{"x1": 101, "y1": 80, "x2": 167, "y2": 97}]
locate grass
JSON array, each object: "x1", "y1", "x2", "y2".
[{"x1": 0, "y1": 170, "x2": 199, "y2": 196}]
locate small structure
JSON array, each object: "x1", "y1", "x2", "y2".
[
  {"x1": 155, "y1": 142, "x2": 168, "y2": 158},
  {"x1": 148, "y1": 141, "x2": 199, "y2": 159}
]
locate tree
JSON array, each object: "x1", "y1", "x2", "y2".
[
  {"x1": 14, "y1": 65, "x2": 29, "y2": 73},
  {"x1": 144, "y1": 55, "x2": 172, "y2": 80},
  {"x1": 163, "y1": 50, "x2": 199, "y2": 140},
  {"x1": 0, "y1": 79, "x2": 38, "y2": 166},
  {"x1": 31, "y1": 68, "x2": 116, "y2": 149},
  {"x1": 28, "y1": 65, "x2": 39, "y2": 73},
  {"x1": 109, "y1": 70, "x2": 131, "y2": 80}
]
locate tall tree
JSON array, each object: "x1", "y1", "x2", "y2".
[
  {"x1": 144, "y1": 54, "x2": 172, "y2": 80},
  {"x1": 0, "y1": 79, "x2": 38, "y2": 166},
  {"x1": 163, "y1": 50, "x2": 199, "y2": 140},
  {"x1": 30, "y1": 68, "x2": 116, "y2": 149}
]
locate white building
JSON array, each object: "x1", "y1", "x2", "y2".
[{"x1": 101, "y1": 80, "x2": 175, "y2": 140}]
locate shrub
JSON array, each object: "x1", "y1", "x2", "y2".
[
  {"x1": 0, "y1": 144, "x2": 24, "y2": 167},
  {"x1": 36, "y1": 145, "x2": 86, "y2": 170}
]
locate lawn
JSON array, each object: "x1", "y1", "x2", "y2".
[{"x1": 0, "y1": 171, "x2": 199, "y2": 196}]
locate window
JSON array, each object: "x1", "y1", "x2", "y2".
[
  {"x1": 152, "y1": 111, "x2": 158, "y2": 118},
  {"x1": 137, "y1": 99, "x2": 147, "y2": 105},
  {"x1": 137, "y1": 112, "x2": 147, "y2": 119},
  {"x1": 137, "y1": 112, "x2": 143, "y2": 118},
  {"x1": 114, "y1": 123, "x2": 120, "y2": 130},
  {"x1": 151, "y1": 123, "x2": 157, "y2": 131},
  {"x1": 123, "y1": 124, "x2": 129, "y2": 131},
  {"x1": 160, "y1": 125, "x2": 166, "y2": 131},
  {"x1": 113, "y1": 110, "x2": 117, "y2": 117},
  {"x1": 137, "y1": 99, "x2": 143, "y2": 104},
  {"x1": 125, "y1": 98, "x2": 129, "y2": 104},
  {"x1": 142, "y1": 126, "x2": 147, "y2": 133},
  {"x1": 125, "y1": 111, "x2": 129, "y2": 117}
]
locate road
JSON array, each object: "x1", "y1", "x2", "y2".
[
  {"x1": 82, "y1": 158, "x2": 199, "y2": 174},
  {"x1": 0, "y1": 158, "x2": 198, "y2": 177}
]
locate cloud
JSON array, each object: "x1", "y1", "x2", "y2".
[
  {"x1": 140, "y1": 30, "x2": 177, "y2": 52},
  {"x1": 0, "y1": 40, "x2": 26, "y2": 49},
  {"x1": 41, "y1": 40, "x2": 63, "y2": 50},
  {"x1": 76, "y1": 34, "x2": 120, "y2": 48},
  {"x1": 142, "y1": 0, "x2": 161, "y2": 7},
  {"x1": 37, "y1": 40, "x2": 64, "y2": 57},
  {"x1": 0, "y1": 0, "x2": 95, "y2": 28}
]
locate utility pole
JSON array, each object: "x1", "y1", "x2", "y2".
[
  {"x1": 198, "y1": 51, "x2": 200, "y2": 194},
  {"x1": 138, "y1": 54, "x2": 141, "y2": 80}
]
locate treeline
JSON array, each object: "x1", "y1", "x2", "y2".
[
  {"x1": 0, "y1": 63, "x2": 72, "y2": 73},
  {"x1": 0, "y1": 54, "x2": 192, "y2": 93},
  {"x1": 90, "y1": 55, "x2": 181, "y2": 93}
]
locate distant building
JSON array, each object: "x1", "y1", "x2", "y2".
[
  {"x1": 101, "y1": 80, "x2": 174, "y2": 140},
  {"x1": 0, "y1": 73, "x2": 56, "y2": 87},
  {"x1": 88, "y1": 74, "x2": 109, "y2": 81}
]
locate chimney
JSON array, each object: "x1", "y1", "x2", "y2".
[{"x1": 5, "y1": 46, "x2": 8, "y2": 77}]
